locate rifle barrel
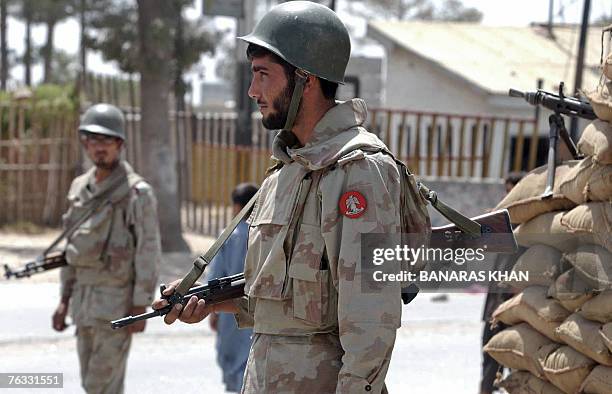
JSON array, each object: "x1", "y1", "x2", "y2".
[{"x1": 508, "y1": 89, "x2": 525, "y2": 98}]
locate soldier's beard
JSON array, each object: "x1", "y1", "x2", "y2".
[
  {"x1": 262, "y1": 76, "x2": 296, "y2": 130},
  {"x1": 95, "y1": 158, "x2": 120, "y2": 171}
]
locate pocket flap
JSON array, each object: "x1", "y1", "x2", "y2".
[
  {"x1": 288, "y1": 262, "x2": 320, "y2": 282},
  {"x1": 89, "y1": 285, "x2": 131, "y2": 321},
  {"x1": 288, "y1": 223, "x2": 327, "y2": 282},
  {"x1": 249, "y1": 164, "x2": 308, "y2": 226}
]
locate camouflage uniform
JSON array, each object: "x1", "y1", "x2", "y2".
[
  {"x1": 60, "y1": 160, "x2": 161, "y2": 394},
  {"x1": 234, "y1": 99, "x2": 428, "y2": 393}
]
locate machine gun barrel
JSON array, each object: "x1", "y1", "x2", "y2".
[{"x1": 508, "y1": 88, "x2": 596, "y2": 120}]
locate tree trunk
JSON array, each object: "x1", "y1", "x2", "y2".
[
  {"x1": 24, "y1": 7, "x2": 32, "y2": 86},
  {"x1": 43, "y1": 18, "x2": 56, "y2": 83},
  {"x1": 0, "y1": 0, "x2": 8, "y2": 90},
  {"x1": 137, "y1": 0, "x2": 189, "y2": 252},
  {"x1": 79, "y1": 0, "x2": 87, "y2": 89}
]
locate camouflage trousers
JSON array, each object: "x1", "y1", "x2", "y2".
[
  {"x1": 76, "y1": 325, "x2": 131, "y2": 394},
  {"x1": 241, "y1": 333, "x2": 390, "y2": 394}
]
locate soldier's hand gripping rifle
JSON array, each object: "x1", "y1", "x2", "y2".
[
  {"x1": 111, "y1": 191, "x2": 261, "y2": 329},
  {"x1": 509, "y1": 82, "x2": 595, "y2": 199},
  {"x1": 110, "y1": 273, "x2": 246, "y2": 329},
  {"x1": 3, "y1": 251, "x2": 67, "y2": 279}
]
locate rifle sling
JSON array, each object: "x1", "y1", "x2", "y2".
[
  {"x1": 173, "y1": 190, "x2": 260, "y2": 297},
  {"x1": 418, "y1": 183, "x2": 481, "y2": 237},
  {"x1": 42, "y1": 175, "x2": 135, "y2": 257}
]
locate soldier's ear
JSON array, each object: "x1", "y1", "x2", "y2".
[{"x1": 302, "y1": 75, "x2": 319, "y2": 95}]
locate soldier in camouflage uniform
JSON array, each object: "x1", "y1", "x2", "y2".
[
  {"x1": 155, "y1": 2, "x2": 430, "y2": 393},
  {"x1": 52, "y1": 104, "x2": 161, "y2": 394}
]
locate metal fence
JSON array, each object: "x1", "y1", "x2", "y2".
[
  {"x1": 369, "y1": 108, "x2": 538, "y2": 179},
  {"x1": 1, "y1": 73, "x2": 540, "y2": 234}
]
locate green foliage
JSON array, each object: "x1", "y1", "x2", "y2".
[
  {"x1": 86, "y1": 0, "x2": 139, "y2": 73},
  {"x1": 0, "y1": 84, "x2": 78, "y2": 140},
  {"x1": 87, "y1": 0, "x2": 216, "y2": 77}
]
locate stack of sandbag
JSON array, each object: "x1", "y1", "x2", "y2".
[{"x1": 485, "y1": 120, "x2": 612, "y2": 393}]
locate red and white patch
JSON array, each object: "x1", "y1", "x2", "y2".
[{"x1": 339, "y1": 191, "x2": 367, "y2": 219}]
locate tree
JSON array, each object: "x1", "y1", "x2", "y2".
[
  {"x1": 85, "y1": 0, "x2": 139, "y2": 73},
  {"x1": 137, "y1": 0, "x2": 189, "y2": 252},
  {"x1": 87, "y1": 0, "x2": 215, "y2": 251},
  {"x1": 31, "y1": 0, "x2": 74, "y2": 83},
  {"x1": 360, "y1": 0, "x2": 482, "y2": 22},
  {"x1": 173, "y1": 3, "x2": 217, "y2": 109},
  {"x1": 1, "y1": 0, "x2": 8, "y2": 89},
  {"x1": 13, "y1": 0, "x2": 36, "y2": 85}
]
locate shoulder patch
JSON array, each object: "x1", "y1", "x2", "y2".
[{"x1": 339, "y1": 191, "x2": 367, "y2": 219}]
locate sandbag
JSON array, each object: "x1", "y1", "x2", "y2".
[
  {"x1": 557, "y1": 157, "x2": 602, "y2": 204},
  {"x1": 578, "y1": 119, "x2": 612, "y2": 164},
  {"x1": 496, "y1": 162, "x2": 578, "y2": 224},
  {"x1": 578, "y1": 291, "x2": 612, "y2": 323},
  {"x1": 501, "y1": 245, "x2": 564, "y2": 291},
  {"x1": 563, "y1": 245, "x2": 612, "y2": 291},
  {"x1": 601, "y1": 322, "x2": 612, "y2": 355},
  {"x1": 496, "y1": 371, "x2": 564, "y2": 394},
  {"x1": 558, "y1": 157, "x2": 597, "y2": 205},
  {"x1": 604, "y1": 52, "x2": 612, "y2": 80},
  {"x1": 560, "y1": 203, "x2": 612, "y2": 253},
  {"x1": 555, "y1": 313, "x2": 612, "y2": 366},
  {"x1": 514, "y1": 212, "x2": 594, "y2": 253},
  {"x1": 587, "y1": 163, "x2": 612, "y2": 202},
  {"x1": 547, "y1": 268, "x2": 595, "y2": 312},
  {"x1": 579, "y1": 365, "x2": 612, "y2": 394},
  {"x1": 484, "y1": 323, "x2": 559, "y2": 378},
  {"x1": 541, "y1": 345, "x2": 596, "y2": 394},
  {"x1": 492, "y1": 286, "x2": 570, "y2": 341}
]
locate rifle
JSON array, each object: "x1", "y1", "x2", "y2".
[
  {"x1": 110, "y1": 273, "x2": 245, "y2": 329},
  {"x1": 3, "y1": 172, "x2": 131, "y2": 280},
  {"x1": 509, "y1": 82, "x2": 594, "y2": 199},
  {"x1": 3, "y1": 251, "x2": 67, "y2": 279},
  {"x1": 111, "y1": 209, "x2": 516, "y2": 328}
]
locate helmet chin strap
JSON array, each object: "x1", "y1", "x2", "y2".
[{"x1": 282, "y1": 69, "x2": 309, "y2": 132}]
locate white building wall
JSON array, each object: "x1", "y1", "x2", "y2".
[{"x1": 380, "y1": 47, "x2": 590, "y2": 179}]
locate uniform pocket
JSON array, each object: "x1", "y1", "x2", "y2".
[
  {"x1": 88, "y1": 285, "x2": 131, "y2": 321},
  {"x1": 288, "y1": 224, "x2": 331, "y2": 325},
  {"x1": 65, "y1": 203, "x2": 114, "y2": 268}
]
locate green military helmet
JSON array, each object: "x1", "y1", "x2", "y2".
[
  {"x1": 79, "y1": 103, "x2": 126, "y2": 140},
  {"x1": 239, "y1": 1, "x2": 351, "y2": 84}
]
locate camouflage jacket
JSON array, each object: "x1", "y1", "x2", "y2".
[
  {"x1": 236, "y1": 99, "x2": 429, "y2": 393},
  {"x1": 60, "y1": 161, "x2": 161, "y2": 326}
]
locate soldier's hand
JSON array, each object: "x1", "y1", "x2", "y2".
[
  {"x1": 151, "y1": 279, "x2": 206, "y2": 325},
  {"x1": 52, "y1": 302, "x2": 69, "y2": 332},
  {"x1": 127, "y1": 306, "x2": 147, "y2": 334}
]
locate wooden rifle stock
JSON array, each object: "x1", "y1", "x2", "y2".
[{"x1": 3, "y1": 251, "x2": 67, "y2": 279}]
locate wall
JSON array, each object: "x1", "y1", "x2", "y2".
[{"x1": 419, "y1": 177, "x2": 506, "y2": 227}]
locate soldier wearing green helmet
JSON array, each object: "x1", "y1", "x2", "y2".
[
  {"x1": 79, "y1": 103, "x2": 127, "y2": 141},
  {"x1": 159, "y1": 2, "x2": 430, "y2": 393},
  {"x1": 54, "y1": 103, "x2": 161, "y2": 393}
]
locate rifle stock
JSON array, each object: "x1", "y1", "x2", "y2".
[
  {"x1": 3, "y1": 251, "x2": 67, "y2": 279},
  {"x1": 430, "y1": 209, "x2": 517, "y2": 254}
]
